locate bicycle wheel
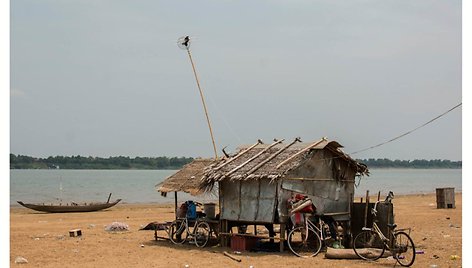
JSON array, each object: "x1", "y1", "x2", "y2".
[
  {"x1": 194, "y1": 221, "x2": 211, "y2": 248},
  {"x1": 169, "y1": 220, "x2": 187, "y2": 244},
  {"x1": 287, "y1": 226, "x2": 322, "y2": 257},
  {"x1": 394, "y1": 231, "x2": 416, "y2": 267},
  {"x1": 353, "y1": 230, "x2": 385, "y2": 261}
]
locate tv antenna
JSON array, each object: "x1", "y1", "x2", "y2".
[{"x1": 177, "y1": 35, "x2": 218, "y2": 159}]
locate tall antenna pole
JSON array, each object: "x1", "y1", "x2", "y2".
[{"x1": 178, "y1": 36, "x2": 218, "y2": 159}]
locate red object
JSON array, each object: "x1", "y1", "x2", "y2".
[
  {"x1": 299, "y1": 204, "x2": 315, "y2": 213},
  {"x1": 231, "y1": 235, "x2": 259, "y2": 251},
  {"x1": 294, "y1": 212, "x2": 303, "y2": 225}
]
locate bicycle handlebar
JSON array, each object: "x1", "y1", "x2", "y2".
[
  {"x1": 371, "y1": 192, "x2": 395, "y2": 216},
  {"x1": 371, "y1": 201, "x2": 380, "y2": 216}
]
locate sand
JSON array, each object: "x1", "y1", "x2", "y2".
[{"x1": 10, "y1": 193, "x2": 462, "y2": 267}]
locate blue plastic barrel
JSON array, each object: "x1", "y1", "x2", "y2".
[{"x1": 186, "y1": 201, "x2": 197, "y2": 219}]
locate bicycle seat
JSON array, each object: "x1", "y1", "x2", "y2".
[{"x1": 387, "y1": 223, "x2": 397, "y2": 229}]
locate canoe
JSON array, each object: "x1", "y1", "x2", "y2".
[{"x1": 17, "y1": 199, "x2": 122, "y2": 213}]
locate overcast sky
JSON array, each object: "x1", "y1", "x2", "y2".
[{"x1": 10, "y1": 0, "x2": 462, "y2": 160}]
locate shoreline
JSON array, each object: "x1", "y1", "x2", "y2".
[{"x1": 10, "y1": 191, "x2": 461, "y2": 207}]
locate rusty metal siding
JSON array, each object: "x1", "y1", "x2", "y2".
[
  {"x1": 219, "y1": 181, "x2": 240, "y2": 220},
  {"x1": 239, "y1": 180, "x2": 260, "y2": 220},
  {"x1": 278, "y1": 179, "x2": 353, "y2": 221},
  {"x1": 219, "y1": 179, "x2": 277, "y2": 223},
  {"x1": 276, "y1": 150, "x2": 356, "y2": 222}
]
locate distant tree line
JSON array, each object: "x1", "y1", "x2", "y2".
[
  {"x1": 357, "y1": 158, "x2": 461, "y2": 169},
  {"x1": 10, "y1": 154, "x2": 194, "y2": 170},
  {"x1": 10, "y1": 154, "x2": 461, "y2": 170}
]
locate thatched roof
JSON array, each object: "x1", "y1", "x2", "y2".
[
  {"x1": 201, "y1": 137, "x2": 368, "y2": 189},
  {"x1": 156, "y1": 158, "x2": 215, "y2": 196}
]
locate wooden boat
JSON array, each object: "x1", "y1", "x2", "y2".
[{"x1": 17, "y1": 193, "x2": 121, "y2": 213}]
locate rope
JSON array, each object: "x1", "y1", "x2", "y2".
[{"x1": 351, "y1": 102, "x2": 462, "y2": 155}]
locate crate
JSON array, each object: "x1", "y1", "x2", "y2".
[
  {"x1": 436, "y1": 188, "x2": 455, "y2": 209},
  {"x1": 69, "y1": 229, "x2": 82, "y2": 237},
  {"x1": 230, "y1": 234, "x2": 259, "y2": 252}
]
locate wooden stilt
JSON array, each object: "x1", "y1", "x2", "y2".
[
  {"x1": 174, "y1": 192, "x2": 178, "y2": 220},
  {"x1": 364, "y1": 190, "x2": 370, "y2": 228},
  {"x1": 221, "y1": 220, "x2": 229, "y2": 247},
  {"x1": 280, "y1": 223, "x2": 285, "y2": 252}
]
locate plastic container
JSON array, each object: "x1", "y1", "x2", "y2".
[
  {"x1": 186, "y1": 201, "x2": 197, "y2": 219},
  {"x1": 203, "y1": 203, "x2": 216, "y2": 219}
]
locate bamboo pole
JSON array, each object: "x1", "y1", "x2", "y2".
[
  {"x1": 246, "y1": 138, "x2": 301, "y2": 176},
  {"x1": 224, "y1": 139, "x2": 284, "y2": 177},
  {"x1": 214, "y1": 139, "x2": 263, "y2": 170},
  {"x1": 276, "y1": 137, "x2": 325, "y2": 169},
  {"x1": 186, "y1": 47, "x2": 218, "y2": 159}
]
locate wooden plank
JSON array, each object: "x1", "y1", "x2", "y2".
[{"x1": 218, "y1": 232, "x2": 281, "y2": 240}]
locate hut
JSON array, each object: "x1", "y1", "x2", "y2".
[
  {"x1": 156, "y1": 158, "x2": 215, "y2": 218},
  {"x1": 200, "y1": 137, "x2": 369, "y2": 251}
]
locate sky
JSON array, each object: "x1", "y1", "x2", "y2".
[{"x1": 9, "y1": 0, "x2": 462, "y2": 161}]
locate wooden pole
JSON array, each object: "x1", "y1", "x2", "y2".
[
  {"x1": 223, "y1": 251, "x2": 241, "y2": 262},
  {"x1": 174, "y1": 191, "x2": 178, "y2": 220},
  {"x1": 276, "y1": 137, "x2": 325, "y2": 169},
  {"x1": 225, "y1": 139, "x2": 284, "y2": 177},
  {"x1": 280, "y1": 223, "x2": 285, "y2": 252},
  {"x1": 214, "y1": 139, "x2": 263, "y2": 170},
  {"x1": 364, "y1": 190, "x2": 370, "y2": 228},
  {"x1": 186, "y1": 48, "x2": 218, "y2": 159},
  {"x1": 246, "y1": 137, "x2": 301, "y2": 175}
]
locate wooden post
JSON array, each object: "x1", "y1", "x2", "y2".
[
  {"x1": 221, "y1": 220, "x2": 229, "y2": 247},
  {"x1": 364, "y1": 190, "x2": 370, "y2": 228},
  {"x1": 377, "y1": 191, "x2": 381, "y2": 202},
  {"x1": 280, "y1": 223, "x2": 285, "y2": 252},
  {"x1": 387, "y1": 202, "x2": 392, "y2": 246},
  {"x1": 174, "y1": 192, "x2": 178, "y2": 220}
]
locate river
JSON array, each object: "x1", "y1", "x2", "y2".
[{"x1": 10, "y1": 168, "x2": 461, "y2": 205}]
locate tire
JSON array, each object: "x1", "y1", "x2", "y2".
[
  {"x1": 287, "y1": 226, "x2": 322, "y2": 257},
  {"x1": 394, "y1": 231, "x2": 416, "y2": 267},
  {"x1": 194, "y1": 221, "x2": 211, "y2": 248},
  {"x1": 353, "y1": 230, "x2": 385, "y2": 261},
  {"x1": 169, "y1": 220, "x2": 187, "y2": 244}
]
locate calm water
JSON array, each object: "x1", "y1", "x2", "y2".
[
  {"x1": 10, "y1": 169, "x2": 461, "y2": 205},
  {"x1": 355, "y1": 168, "x2": 461, "y2": 196}
]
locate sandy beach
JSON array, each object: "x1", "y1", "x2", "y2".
[{"x1": 10, "y1": 193, "x2": 462, "y2": 267}]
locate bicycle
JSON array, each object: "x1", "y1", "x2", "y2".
[
  {"x1": 353, "y1": 194, "x2": 416, "y2": 267},
  {"x1": 168, "y1": 202, "x2": 212, "y2": 248},
  {"x1": 286, "y1": 196, "x2": 337, "y2": 257}
]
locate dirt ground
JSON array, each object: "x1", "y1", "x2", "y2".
[{"x1": 10, "y1": 193, "x2": 462, "y2": 267}]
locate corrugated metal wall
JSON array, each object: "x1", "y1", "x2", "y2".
[
  {"x1": 219, "y1": 149, "x2": 358, "y2": 223},
  {"x1": 220, "y1": 179, "x2": 277, "y2": 223}
]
